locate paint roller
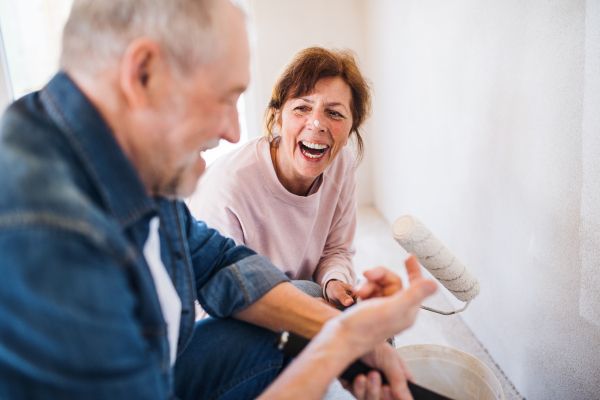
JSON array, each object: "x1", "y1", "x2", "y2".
[{"x1": 392, "y1": 215, "x2": 480, "y2": 315}]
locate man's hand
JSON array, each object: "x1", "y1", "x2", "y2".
[
  {"x1": 326, "y1": 280, "x2": 356, "y2": 307},
  {"x1": 254, "y1": 255, "x2": 436, "y2": 400},
  {"x1": 340, "y1": 254, "x2": 436, "y2": 352},
  {"x1": 356, "y1": 255, "x2": 423, "y2": 300},
  {"x1": 335, "y1": 255, "x2": 437, "y2": 399},
  {"x1": 343, "y1": 343, "x2": 414, "y2": 400}
]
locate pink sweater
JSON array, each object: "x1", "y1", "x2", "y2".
[{"x1": 187, "y1": 137, "x2": 357, "y2": 288}]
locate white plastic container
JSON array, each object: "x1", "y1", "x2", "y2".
[{"x1": 397, "y1": 344, "x2": 505, "y2": 400}]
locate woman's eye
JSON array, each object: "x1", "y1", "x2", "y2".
[
  {"x1": 328, "y1": 110, "x2": 345, "y2": 119},
  {"x1": 294, "y1": 106, "x2": 310, "y2": 113}
]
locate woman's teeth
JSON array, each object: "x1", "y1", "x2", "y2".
[
  {"x1": 300, "y1": 140, "x2": 329, "y2": 159},
  {"x1": 301, "y1": 140, "x2": 328, "y2": 150}
]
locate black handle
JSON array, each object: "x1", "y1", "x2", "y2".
[
  {"x1": 274, "y1": 330, "x2": 453, "y2": 400},
  {"x1": 274, "y1": 330, "x2": 388, "y2": 383}
]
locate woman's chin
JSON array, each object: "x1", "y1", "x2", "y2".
[{"x1": 295, "y1": 158, "x2": 328, "y2": 178}]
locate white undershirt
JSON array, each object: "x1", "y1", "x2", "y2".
[{"x1": 143, "y1": 216, "x2": 181, "y2": 365}]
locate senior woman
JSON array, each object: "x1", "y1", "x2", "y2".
[{"x1": 188, "y1": 47, "x2": 371, "y2": 307}]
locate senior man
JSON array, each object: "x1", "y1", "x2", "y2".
[{"x1": 0, "y1": 0, "x2": 436, "y2": 399}]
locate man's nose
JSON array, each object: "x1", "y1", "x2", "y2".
[{"x1": 221, "y1": 107, "x2": 241, "y2": 144}]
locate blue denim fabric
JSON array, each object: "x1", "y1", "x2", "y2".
[
  {"x1": 292, "y1": 280, "x2": 325, "y2": 299},
  {"x1": 0, "y1": 73, "x2": 290, "y2": 399},
  {"x1": 174, "y1": 318, "x2": 284, "y2": 400}
]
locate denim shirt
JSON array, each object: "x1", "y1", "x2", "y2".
[{"x1": 0, "y1": 73, "x2": 289, "y2": 399}]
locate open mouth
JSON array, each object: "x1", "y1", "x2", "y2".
[{"x1": 299, "y1": 140, "x2": 329, "y2": 160}]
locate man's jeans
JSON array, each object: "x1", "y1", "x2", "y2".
[
  {"x1": 174, "y1": 281, "x2": 324, "y2": 400},
  {"x1": 175, "y1": 318, "x2": 284, "y2": 400},
  {"x1": 292, "y1": 280, "x2": 325, "y2": 299}
]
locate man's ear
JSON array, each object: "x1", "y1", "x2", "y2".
[{"x1": 118, "y1": 38, "x2": 165, "y2": 109}]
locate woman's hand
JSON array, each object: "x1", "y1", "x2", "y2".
[{"x1": 325, "y1": 280, "x2": 357, "y2": 307}]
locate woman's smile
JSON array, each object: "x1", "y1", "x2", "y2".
[{"x1": 298, "y1": 140, "x2": 330, "y2": 160}]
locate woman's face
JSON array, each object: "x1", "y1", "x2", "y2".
[{"x1": 276, "y1": 76, "x2": 353, "y2": 183}]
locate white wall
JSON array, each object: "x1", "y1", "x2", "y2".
[
  {"x1": 247, "y1": 0, "x2": 373, "y2": 205},
  {"x1": 0, "y1": 31, "x2": 11, "y2": 112},
  {"x1": 365, "y1": 0, "x2": 600, "y2": 398}
]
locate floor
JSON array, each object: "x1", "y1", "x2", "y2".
[{"x1": 353, "y1": 206, "x2": 525, "y2": 400}]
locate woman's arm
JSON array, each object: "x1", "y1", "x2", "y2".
[{"x1": 314, "y1": 166, "x2": 358, "y2": 303}]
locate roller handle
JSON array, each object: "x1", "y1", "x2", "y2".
[
  {"x1": 275, "y1": 329, "x2": 388, "y2": 383},
  {"x1": 274, "y1": 330, "x2": 454, "y2": 399}
]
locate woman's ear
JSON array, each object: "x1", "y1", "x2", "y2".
[{"x1": 118, "y1": 38, "x2": 166, "y2": 109}]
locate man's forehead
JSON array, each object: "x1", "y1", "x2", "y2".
[
  {"x1": 187, "y1": 49, "x2": 249, "y2": 98},
  {"x1": 206, "y1": 5, "x2": 250, "y2": 92}
]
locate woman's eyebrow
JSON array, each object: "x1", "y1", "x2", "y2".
[
  {"x1": 297, "y1": 98, "x2": 348, "y2": 112},
  {"x1": 325, "y1": 102, "x2": 349, "y2": 112}
]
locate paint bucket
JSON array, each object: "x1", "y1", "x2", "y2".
[{"x1": 397, "y1": 344, "x2": 505, "y2": 400}]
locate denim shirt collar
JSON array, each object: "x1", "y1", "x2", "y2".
[{"x1": 40, "y1": 72, "x2": 155, "y2": 227}]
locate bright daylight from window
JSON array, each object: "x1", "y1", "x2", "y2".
[{"x1": 0, "y1": 0, "x2": 248, "y2": 165}]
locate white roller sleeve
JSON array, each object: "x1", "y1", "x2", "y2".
[{"x1": 392, "y1": 215, "x2": 480, "y2": 302}]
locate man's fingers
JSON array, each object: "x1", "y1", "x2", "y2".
[
  {"x1": 372, "y1": 345, "x2": 413, "y2": 400},
  {"x1": 405, "y1": 255, "x2": 424, "y2": 284},
  {"x1": 363, "y1": 266, "x2": 403, "y2": 290},
  {"x1": 366, "y1": 371, "x2": 381, "y2": 400},
  {"x1": 382, "y1": 386, "x2": 393, "y2": 400},
  {"x1": 355, "y1": 281, "x2": 384, "y2": 300},
  {"x1": 357, "y1": 267, "x2": 404, "y2": 300},
  {"x1": 353, "y1": 374, "x2": 367, "y2": 399},
  {"x1": 388, "y1": 367, "x2": 413, "y2": 400},
  {"x1": 358, "y1": 256, "x2": 426, "y2": 301},
  {"x1": 362, "y1": 266, "x2": 388, "y2": 282},
  {"x1": 340, "y1": 379, "x2": 352, "y2": 393},
  {"x1": 396, "y1": 279, "x2": 437, "y2": 311},
  {"x1": 397, "y1": 354, "x2": 414, "y2": 383}
]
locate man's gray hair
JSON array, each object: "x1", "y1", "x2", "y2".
[{"x1": 60, "y1": 0, "x2": 221, "y2": 76}]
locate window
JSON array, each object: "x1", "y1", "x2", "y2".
[
  {"x1": 202, "y1": 94, "x2": 249, "y2": 166},
  {"x1": 0, "y1": 0, "x2": 250, "y2": 164},
  {"x1": 0, "y1": 0, "x2": 73, "y2": 100}
]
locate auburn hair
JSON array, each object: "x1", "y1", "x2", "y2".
[{"x1": 265, "y1": 46, "x2": 372, "y2": 164}]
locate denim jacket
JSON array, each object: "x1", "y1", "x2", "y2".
[{"x1": 0, "y1": 73, "x2": 289, "y2": 399}]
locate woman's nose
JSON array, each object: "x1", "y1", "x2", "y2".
[{"x1": 310, "y1": 109, "x2": 326, "y2": 131}]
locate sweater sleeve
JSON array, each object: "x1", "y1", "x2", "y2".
[
  {"x1": 205, "y1": 205, "x2": 246, "y2": 247},
  {"x1": 186, "y1": 173, "x2": 246, "y2": 247},
  {"x1": 313, "y1": 167, "x2": 358, "y2": 287}
]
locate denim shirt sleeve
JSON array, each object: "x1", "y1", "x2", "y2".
[
  {"x1": 181, "y1": 205, "x2": 290, "y2": 317},
  {"x1": 0, "y1": 225, "x2": 169, "y2": 399}
]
